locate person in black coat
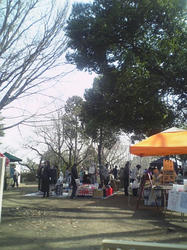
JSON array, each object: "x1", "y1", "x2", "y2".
[
  {"x1": 41, "y1": 161, "x2": 51, "y2": 198},
  {"x1": 70, "y1": 164, "x2": 78, "y2": 199},
  {"x1": 37, "y1": 162, "x2": 44, "y2": 191},
  {"x1": 50, "y1": 165, "x2": 58, "y2": 185},
  {"x1": 113, "y1": 166, "x2": 118, "y2": 179},
  {"x1": 123, "y1": 161, "x2": 130, "y2": 196}
]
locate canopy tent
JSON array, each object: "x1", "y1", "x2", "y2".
[
  {"x1": 3, "y1": 152, "x2": 22, "y2": 162},
  {"x1": 130, "y1": 127, "x2": 187, "y2": 157}
]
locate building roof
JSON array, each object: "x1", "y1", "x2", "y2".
[{"x1": 3, "y1": 152, "x2": 22, "y2": 162}]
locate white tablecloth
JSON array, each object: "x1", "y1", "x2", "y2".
[{"x1": 167, "y1": 190, "x2": 187, "y2": 213}]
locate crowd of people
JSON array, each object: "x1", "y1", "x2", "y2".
[
  {"x1": 36, "y1": 159, "x2": 185, "y2": 199},
  {"x1": 36, "y1": 159, "x2": 144, "y2": 199},
  {"x1": 36, "y1": 161, "x2": 126, "y2": 199}
]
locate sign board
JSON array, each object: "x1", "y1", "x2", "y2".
[{"x1": 167, "y1": 190, "x2": 187, "y2": 214}]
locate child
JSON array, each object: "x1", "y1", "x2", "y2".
[{"x1": 55, "y1": 171, "x2": 63, "y2": 196}]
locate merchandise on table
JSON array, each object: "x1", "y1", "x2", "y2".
[
  {"x1": 77, "y1": 184, "x2": 97, "y2": 197},
  {"x1": 161, "y1": 160, "x2": 177, "y2": 184},
  {"x1": 76, "y1": 183, "x2": 114, "y2": 198},
  {"x1": 172, "y1": 184, "x2": 184, "y2": 192}
]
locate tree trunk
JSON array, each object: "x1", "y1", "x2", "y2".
[{"x1": 98, "y1": 128, "x2": 103, "y2": 165}]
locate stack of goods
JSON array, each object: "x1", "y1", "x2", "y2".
[
  {"x1": 162, "y1": 160, "x2": 176, "y2": 184},
  {"x1": 93, "y1": 189, "x2": 103, "y2": 198},
  {"x1": 77, "y1": 184, "x2": 97, "y2": 197}
]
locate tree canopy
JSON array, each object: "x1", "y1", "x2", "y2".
[{"x1": 66, "y1": 0, "x2": 187, "y2": 135}]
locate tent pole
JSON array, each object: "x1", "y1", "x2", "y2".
[{"x1": 0, "y1": 157, "x2": 6, "y2": 223}]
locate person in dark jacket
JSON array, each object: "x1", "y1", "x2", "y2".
[
  {"x1": 37, "y1": 162, "x2": 44, "y2": 191},
  {"x1": 113, "y1": 166, "x2": 118, "y2": 179},
  {"x1": 123, "y1": 161, "x2": 130, "y2": 196},
  {"x1": 70, "y1": 164, "x2": 78, "y2": 199},
  {"x1": 41, "y1": 161, "x2": 51, "y2": 198},
  {"x1": 50, "y1": 165, "x2": 58, "y2": 185}
]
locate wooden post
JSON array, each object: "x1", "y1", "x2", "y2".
[{"x1": 0, "y1": 157, "x2": 6, "y2": 223}]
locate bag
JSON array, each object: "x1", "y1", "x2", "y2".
[{"x1": 75, "y1": 179, "x2": 80, "y2": 186}]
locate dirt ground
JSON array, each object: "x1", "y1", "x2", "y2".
[{"x1": 0, "y1": 184, "x2": 187, "y2": 250}]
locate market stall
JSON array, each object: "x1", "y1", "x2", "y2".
[
  {"x1": 129, "y1": 127, "x2": 187, "y2": 210},
  {"x1": 3, "y1": 152, "x2": 22, "y2": 190}
]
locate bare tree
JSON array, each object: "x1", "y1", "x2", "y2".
[
  {"x1": 20, "y1": 158, "x2": 38, "y2": 174},
  {"x1": 103, "y1": 140, "x2": 129, "y2": 167},
  {"x1": 0, "y1": 0, "x2": 70, "y2": 114},
  {"x1": 25, "y1": 98, "x2": 93, "y2": 169}
]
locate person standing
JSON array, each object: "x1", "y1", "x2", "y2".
[
  {"x1": 70, "y1": 164, "x2": 78, "y2": 199},
  {"x1": 113, "y1": 166, "x2": 118, "y2": 179},
  {"x1": 41, "y1": 161, "x2": 51, "y2": 198},
  {"x1": 37, "y1": 162, "x2": 44, "y2": 191},
  {"x1": 123, "y1": 161, "x2": 130, "y2": 196},
  {"x1": 79, "y1": 167, "x2": 84, "y2": 184},
  {"x1": 88, "y1": 163, "x2": 96, "y2": 184},
  {"x1": 50, "y1": 165, "x2": 58, "y2": 191},
  {"x1": 130, "y1": 164, "x2": 141, "y2": 183},
  {"x1": 103, "y1": 163, "x2": 109, "y2": 186},
  {"x1": 12, "y1": 168, "x2": 19, "y2": 188},
  {"x1": 55, "y1": 171, "x2": 64, "y2": 196},
  {"x1": 65, "y1": 166, "x2": 71, "y2": 185}
]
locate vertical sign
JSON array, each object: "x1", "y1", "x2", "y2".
[
  {"x1": 0, "y1": 157, "x2": 6, "y2": 223},
  {"x1": 163, "y1": 159, "x2": 174, "y2": 171}
]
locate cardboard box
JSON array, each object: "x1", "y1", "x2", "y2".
[{"x1": 93, "y1": 189, "x2": 103, "y2": 198}]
